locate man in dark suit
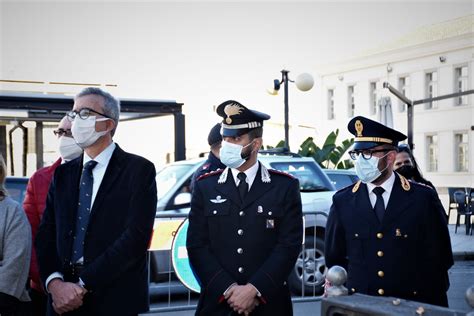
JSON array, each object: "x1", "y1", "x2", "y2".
[
  {"x1": 35, "y1": 87, "x2": 157, "y2": 315},
  {"x1": 186, "y1": 100, "x2": 303, "y2": 316},
  {"x1": 325, "y1": 116, "x2": 453, "y2": 307}
]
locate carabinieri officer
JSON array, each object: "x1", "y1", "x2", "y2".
[
  {"x1": 325, "y1": 116, "x2": 453, "y2": 307},
  {"x1": 187, "y1": 100, "x2": 303, "y2": 315}
]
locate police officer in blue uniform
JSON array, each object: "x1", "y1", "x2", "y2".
[
  {"x1": 190, "y1": 123, "x2": 227, "y2": 191},
  {"x1": 186, "y1": 100, "x2": 303, "y2": 315},
  {"x1": 325, "y1": 116, "x2": 453, "y2": 307}
]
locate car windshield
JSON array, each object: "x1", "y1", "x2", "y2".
[
  {"x1": 156, "y1": 164, "x2": 195, "y2": 200},
  {"x1": 269, "y1": 162, "x2": 332, "y2": 192},
  {"x1": 327, "y1": 173, "x2": 356, "y2": 190}
]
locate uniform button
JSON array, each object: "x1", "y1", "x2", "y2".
[
  {"x1": 413, "y1": 291, "x2": 417, "y2": 295},
  {"x1": 238, "y1": 267, "x2": 244, "y2": 273},
  {"x1": 378, "y1": 271, "x2": 384, "y2": 277},
  {"x1": 378, "y1": 289, "x2": 384, "y2": 295},
  {"x1": 377, "y1": 251, "x2": 384, "y2": 257},
  {"x1": 377, "y1": 233, "x2": 383, "y2": 239},
  {"x1": 354, "y1": 233, "x2": 359, "y2": 237},
  {"x1": 237, "y1": 248, "x2": 243, "y2": 254},
  {"x1": 268, "y1": 211, "x2": 272, "y2": 215},
  {"x1": 239, "y1": 211, "x2": 245, "y2": 216},
  {"x1": 351, "y1": 288, "x2": 356, "y2": 293},
  {"x1": 237, "y1": 229, "x2": 244, "y2": 236}
]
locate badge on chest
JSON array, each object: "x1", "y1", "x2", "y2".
[{"x1": 266, "y1": 219, "x2": 275, "y2": 229}]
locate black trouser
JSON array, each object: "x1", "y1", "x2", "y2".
[
  {"x1": 28, "y1": 288, "x2": 47, "y2": 316},
  {"x1": 0, "y1": 292, "x2": 32, "y2": 316}
]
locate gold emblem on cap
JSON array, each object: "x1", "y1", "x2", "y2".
[
  {"x1": 224, "y1": 103, "x2": 244, "y2": 124},
  {"x1": 355, "y1": 120, "x2": 363, "y2": 137}
]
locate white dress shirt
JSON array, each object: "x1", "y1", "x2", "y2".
[
  {"x1": 45, "y1": 142, "x2": 116, "y2": 290},
  {"x1": 366, "y1": 172, "x2": 396, "y2": 209},
  {"x1": 230, "y1": 161, "x2": 259, "y2": 190}
]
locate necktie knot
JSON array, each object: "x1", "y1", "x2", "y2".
[
  {"x1": 373, "y1": 187, "x2": 385, "y2": 197},
  {"x1": 237, "y1": 172, "x2": 247, "y2": 183},
  {"x1": 84, "y1": 160, "x2": 98, "y2": 171}
]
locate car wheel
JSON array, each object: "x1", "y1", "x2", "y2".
[{"x1": 288, "y1": 237, "x2": 326, "y2": 296}]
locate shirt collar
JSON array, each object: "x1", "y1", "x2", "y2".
[
  {"x1": 230, "y1": 161, "x2": 259, "y2": 184},
  {"x1": 83, "y1": 142, "x2": 116, "y2": 167},
  {"x1": 367, "y1": 171, "x2": 396, "y2": 195}
]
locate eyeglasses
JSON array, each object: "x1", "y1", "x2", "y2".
[
  {"x1": 66, "y1": 107, "x2": 112, "y2": 121},
  {"x1": 349, "y1": 149, "x2": 391, "y2": 160},
  {"x1": 53, "y1": 128, "x2": 73, "y2": 137}
]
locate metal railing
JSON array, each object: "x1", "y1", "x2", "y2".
[{"x1": 146, "y1": 210, "x2": 328, "y2": 313}]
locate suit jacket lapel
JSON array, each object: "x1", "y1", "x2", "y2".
[
  {"x1": 241, "y1": 164, "x2": 273, "y2": 209},
  {"x1": 215, "y1": 170, "x2": 241, "y2": 207},
  {"x1": 89, "y1": 145, "x2": 123, "y2": 217},
  {"x1": 354, "y1": 183, "x2": 380, "y2": 227},
  {"x1": 382, "y1": 174, "x2": 413, "y2": 227}
]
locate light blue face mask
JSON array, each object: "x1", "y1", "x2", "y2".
[
  {"x1": 219, "y1": 140, "x2": 254, "y2": 169},
  {"x1": 354, "y1": 152, "x2": 389, "y2": 183}
]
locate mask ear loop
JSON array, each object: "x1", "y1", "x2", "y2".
[{"x1": 241, "y1": 140, "x2": 255, "y2": 160}]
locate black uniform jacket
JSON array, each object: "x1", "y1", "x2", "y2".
[
  {"x1": 35, "y1": 145, "x2": 157, "y2": 316},
  {"x1": 325, "y1": 173, "x2": 453, "y2": 307},
  {"x1": 186, "y1": 163, "x2": 303, "y2": 316}
]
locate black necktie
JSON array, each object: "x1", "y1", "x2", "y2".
[
  {"x1": 237, "y1": 172, "x2": 248, "y2": 201},
  {"x1": 373, "y1": 187, "x2": 385, "y2": 223},
  {"x1": 72, "y1": 160, "x2": 98, "y2": 262}
]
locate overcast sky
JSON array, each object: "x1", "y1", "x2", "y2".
[{"x1": 1, "y1": 0, "x2": 472, "y2": 164}]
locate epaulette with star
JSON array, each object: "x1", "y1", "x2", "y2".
[
  {"x1": 268, "y1": 169, "x2": 295, "y2": 179},
  {"x1": 197, "y1": 168, "x2": 223, "y2": 181}
]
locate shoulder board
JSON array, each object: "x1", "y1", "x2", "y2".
[
  {"x1": 352, "y1": 180, "x2": 361, "y2": 193},
  {"x1": 197, "y1": 169, "x2": 223, "y2": 181},
  {"x1": 268, "y1": 169, "x2": 295, "y2": 179},
  {"x1": 408, "y1": 179, "x2": 432, "y2": 190},
  {"x1": 398, "y1": 174, "x2": 411, "y2": 191}
]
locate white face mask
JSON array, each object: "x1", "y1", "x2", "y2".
[
  {"x1": 219, "y1": 140, "x2": 254, "y2": 169},
  {"x1": 354, "y1": 152, "x2": 389, "y2": 183},
  {"x1": 71, "y1": 116, "x2": 109, "y2": 148},
  {"x1": 58, "y1": 136, "x2": 83, "y2": 161}
]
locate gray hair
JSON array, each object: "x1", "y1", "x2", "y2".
[{"x1": 75, "y1": 87, "x2": 120, "y2": 136}]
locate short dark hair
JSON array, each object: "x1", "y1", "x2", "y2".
[{"x1": 247, "y1": 127, "x2": 263, "y2": 140}]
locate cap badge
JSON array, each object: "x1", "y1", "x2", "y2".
[
  {"x1": 355, "y1": 120, "x2": 364, "y2": 137},
  {"x1": 224, "y1": 103, "x2": 243, "y2": 124}
]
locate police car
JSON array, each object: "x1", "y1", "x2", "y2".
[{"x1": 149, "y1": 151, "x2": 336, "y2": 295}]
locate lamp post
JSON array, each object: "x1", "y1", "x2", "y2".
[{"x1": 269, "y1": 70, "x2": 314, "y2": 151}]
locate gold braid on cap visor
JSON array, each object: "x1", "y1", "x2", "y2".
[{"x1": 355, "y1": 137, "x2": 393, "y2": 144}]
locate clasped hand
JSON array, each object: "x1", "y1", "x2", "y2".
[
  {"x1": 48, "y1": 279, "x2": 87, "y2": 315},
  {"x1": 225, "y1": 284, "x2": 260, "y2": 315}
]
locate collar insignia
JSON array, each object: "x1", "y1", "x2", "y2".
[
  {"x1": 352, "y1": 180, "x2": 361, "y2": 193},
  {"x1": 399, "y1": 174, "x2": 411, "y2": 191}
]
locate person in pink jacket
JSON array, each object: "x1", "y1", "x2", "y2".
[{"x1": 23, "y1": 116, "x2": 82, "y2": 315}]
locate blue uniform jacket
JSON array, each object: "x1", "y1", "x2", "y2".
[
  {"x1": 325, "y1": 173, "x2": 453, "y2": 307},
  {"x1": 187, "y1": 163, "x2": 303, "y2": 316}
]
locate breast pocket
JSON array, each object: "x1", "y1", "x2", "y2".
[
  {"x1": 254, "y1": 204, "x2": 284, "y2": 244},
  {"x1": 346, "y1": 228, "x2": 370, "y2": 264},
  {"x1": 204, "y1": 202, "x2": 231, "y2": 237}
]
